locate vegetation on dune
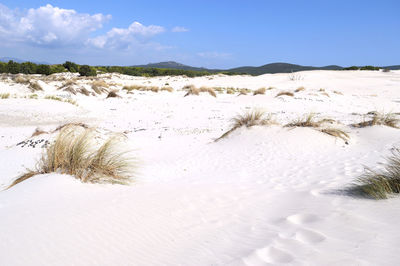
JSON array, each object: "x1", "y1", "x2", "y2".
[
  {"x1": 285, "y1": 113, "x2": 349, "y2": 141},
  {"x1": 276, "y1": 91, "x2": 294, "y2": 97},
  {"x1": 253, "y1": 87, "x2": 266, "y2": 95},
  {"x1": 0, "y1": 60, "x2": 233, "y2": 77},
  {"x1": 351, "y1": 112, "x2": 399, "y2": 129},
  {"x1": 352, "y1": 148, "x2": 400, "y2": 199},
  {"x1": 0, "y1": 93, "x2": 10, "y2": 99},
  {"x1": 7, "y1": 125, "x2": 136, "y2": 189},
  {"x1": 215, "y1": 110, "x2": 277, "y2": 141}
]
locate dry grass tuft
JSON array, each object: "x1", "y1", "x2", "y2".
[
  {"x1": 29, "y1": 81, "x2": 43, "y2": 91},
  {"x1": 352, "y1": 148, "x2": 400, "y2": 199},
  {"x1": 45, "y1": 95, "x2": 63, "y2": 101},
  {"x1": 106, "y1": 91, "x2": 120, "y2": 98},
  {"x1": 161, "y1": 86, "x2": 174, "y2": 92},
  {"x1": 183, "y1": 84, "x2": 195, "y2": 90},
  {"x1": 351, "y1": 112, "x2": 399, "y2": 128},
  {"x1": 45, "y1": 95, "x2": 78, "y2": 106},
  {"x1": 285, "y1": 113, "x2": 321, "y2": 128},
  {"x1": 7, "y1": 125, "x2": 136, "y2": 189},
  {"x1": 253, "y1": 87, "x2": 266, "y2": 96},
  {"x1": 123, "y1": 85, "x2": 142, "y2": 92},
  {"x1": 92, "y1": 80, "x2": 109, "y2": 94},
  {"x1": 14, "y1": 75, "x2": 29, "y2": 84},
  {"x1": 276, "y1": 91, "x2": 294, "y2": 97},
  {"x1": 295, "y1": 86, "x2": 305, "y2": 92},
  {"x1": 321, "y1": 92, "x2": 330, "y2": 97},
  {"x1": 184, "y1": 86, "x2": 200, "y2": 97},
  {"x1": 238, "y1": 88, "x2": 251, "y2": 96},
  {"x1": 319, "y1": 128, "x2": 349, "y2": 141},
  {"x1": 226, "y1": 87, "x2": 236, "y2": 94},
  {"x1": 79, "y1": 87, "x2": 92, "y2": 96},
  {"x1": 333, "y1": 90, "x2": 343, "y2": 95},
  {"x1": 0, "y1": 93, "x2": 10, "y2": 99},
  {"x1": 216, "y1": 110, "x2": 277, "y2": 141},
  {"x1": 199, "y1": 86, "x2": 217, "y2": 97},
  {"x1": 149, "y1": 86, "x2": 159, "y2": 93},
  {"x1": 286, "y1": 113, "x2": 349, "y2": 141}
]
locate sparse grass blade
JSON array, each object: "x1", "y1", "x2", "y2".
[{"x1": 353, "y1": 149, "x2": 400, "y2": 199}]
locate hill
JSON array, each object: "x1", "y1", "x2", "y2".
[{"x1": 227, "y1": 63, "x2": 343, "y2": 75}]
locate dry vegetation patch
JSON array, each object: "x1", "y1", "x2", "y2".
[
  {"x1": 352, "y1": 148, "x2": 400, "y2": 199},
  {"x1": 0, "y1": 93, "x2": 10, "y2": 99},
  {"x1": 253, "y1": 87, "x2": 266, "y2": 96},
  {"x1": 216, "y1": 110, "x2": 277, "y2": 141},
  {"x1": 106, "y1": 91, "x2": 120, "y2": 98},
  {"x1": 238, "y1": 88, "x2": 252, "y2": 95},
  {"x1": 161, "y1": 86, "x2": 174, "y2": 92},
  {"x1": 276, "y1": 91, "x2": 294, "y2": 97},
  {"x1": 199, "y1": 86, "x2": 217, "y2": 97},
  {"x1": 92, "y1": 80, "x2": 109, "y2": 94},
  {"x1": 294, "y1": 86, "x2": 305, "y2": 92},
  {"x1": 351, "y1": 112, "x2": 399, "y2": 128},
  {"x1": 286, "y1": 113, "x2": 349, "y2": 141},
  {"x1": 8, "y1": 125, "x2": 136, "y2": 189},
  {"x1": 29, "y1": 81, "x2": 43, "y2": 91}
]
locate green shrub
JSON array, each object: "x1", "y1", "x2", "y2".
[
  {"x1": 63, "y1": 61, "x2": 79, "y2": 72},
  {"x1": 79, "y1": 65, "x2": 97, "y2": 76},
  {"x1": 36, "y1": 64, "x2": 51, "y2": 75}
]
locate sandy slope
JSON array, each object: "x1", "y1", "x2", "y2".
[{"x1": 0, "y1": 70, "x2": 400, "y2": 265}]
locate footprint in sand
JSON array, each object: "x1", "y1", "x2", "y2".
[
  {"x1": 295, "y1": 229, "x2": 326, "y2": 244},
  {"x1": 243, "y1": 246, "x2": 294, "y2": 265},
  {"x1": 287, "y1": 213, "x2": 319, "y2": 225}
]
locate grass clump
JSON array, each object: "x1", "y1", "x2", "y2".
[
  {"x1": 238, "y1": 88, "x2": 251, "y2": 95},
  {"x1": 106, "y1": 91, "x2": 120, "y2": 98},
  {"x1": 353, "y1": 149, "x2": 400, "y2": 199},
  {"x1": 0, "y1": 93, "x2": 10, "y2": 99},
  {"x1": 215, "y1": 110, "x2": 277, "y2": 141},
  {"x1": 183, "y1": 85, "x2": 200, "y2": 97},
  {"x1": 45, "y1": 95, "x2": 63, "y2": 101},
  {"x1": 161, "y1": 86, "x2": 174, "y2": 92},
  {"x1": 199, "y1": 86, "x2": 217, "y2": 97},
  {"x1": 285, "y1": 113, "x2": 330, "y2": 128},
  {"x1": 276, "y1": 91, "x2": 294, "y2": 97},
  {"x1": 122, "y1": 85, "x2": 144, "y2": 92},
  {"x1": 319, "y1": 128, "x2": 349, "y2": 142},
  {"x1": 29, "y1": 81, "x2": 43, "y2": 91},
  {"x1": 7, "y1": 125, "x2": 136, "y2": 189},
  {"x1": 14, "y1": 75, "x2": 29, "y2": 84},
  {"x1": 226, "y1": 87, "x2": 236, "y2": 94},
  {"x1": 351, "y1": 112, "x2": 399, "y2": 128},
  {"x1": 92, "y1": 80, "x2": 109, "y2": 94},
  {"x1": 253, "y1": 87, "x2": 266, "y2": 96},
  {"x1": 286, "y1": 113, "x2": 349, "y2": 141}
]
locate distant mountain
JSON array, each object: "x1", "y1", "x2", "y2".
[
  {"x1": 132, "y1": 61, "x2": 219, "y2": 72},
  {"x1": 227, "y1": 63, "x2": 343, "y2": 75},
  {"x1": 132, "y1": 61, "x2": 345, "y2": 75},
  {"x1": 384, "y1": 65, "x2": 400, "y2": 70},
  {"x1": 0, "y1": 57, "x2": 49, "y2": 65}
]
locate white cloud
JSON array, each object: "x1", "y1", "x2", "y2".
[
  {"x1": 87, "y1": 21, "x2": 165, "y2": 49},
  {"x1": 172, "y1": 26, "x2": 189, "y2": 33},
  {"x1": 197, "y1": 51, "x2": 231, "y2": 59},
  {"x1": 0, "y1": 4, "x2": 110, "y2": 46}
]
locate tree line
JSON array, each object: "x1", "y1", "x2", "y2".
[{"x1": 0, "y1": 60, "x2": 233, "y2": 77}]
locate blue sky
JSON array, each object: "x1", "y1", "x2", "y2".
[{"x1": 0, "y1": 0, "x2": 399, "y2": 68}]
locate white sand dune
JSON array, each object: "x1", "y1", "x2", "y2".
[{"x1": 0, "y1": 70, "x2": 399, "y2": 265}]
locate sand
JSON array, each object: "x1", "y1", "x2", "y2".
[{"x1": 0, "y1": 70, "x2": 399, "y2": 265}]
